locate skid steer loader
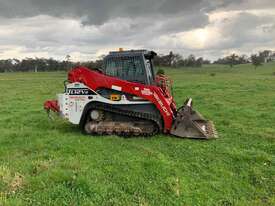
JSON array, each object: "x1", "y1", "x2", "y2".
[{"x1": 44, "y1": 50, "x2": 217, "y2": 139}]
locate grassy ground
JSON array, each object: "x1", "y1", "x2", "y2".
[{"x1": 0, "y1": 63, "x2": 274, "y2": 206}]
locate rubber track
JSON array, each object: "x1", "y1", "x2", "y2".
[{"x1": 87, "y1": 102, "x2": 163, "y2": 136}]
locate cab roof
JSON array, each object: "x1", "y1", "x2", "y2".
[{"x1": 106, "y1": 50, "x2": 157, "y2": 59}]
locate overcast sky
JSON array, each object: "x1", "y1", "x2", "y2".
[{"x1": 0, "y1": 0, "x2": 274, "y2": 61}]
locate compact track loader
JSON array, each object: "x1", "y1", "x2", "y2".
[{"x1": 44, "y1": 50, "x2": 217, "y2": 139}]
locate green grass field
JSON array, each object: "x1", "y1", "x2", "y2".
[{"x1": 0, "y1": 63, "x2": 274, "y2": 205}]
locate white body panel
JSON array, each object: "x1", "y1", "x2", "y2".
[{"x1": 57, "y1": 82, "x2": 151, "y2": 125}]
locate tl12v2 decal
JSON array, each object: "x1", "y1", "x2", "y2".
[{"x1": 68, "y1": 88, "x2": 96, "y2": 95}]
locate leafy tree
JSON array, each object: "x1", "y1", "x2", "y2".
[
  {"x1": 259, "y1": 50, "x2": 273, "y2": 62},
  {"x1": 172, "y1": 54, "x2": 183, "y2": 67},
  {"x1": 202, "y1": 59, "x2": 211, "y2": 64},
  {"x1": 195, "y1": 57, "x2": 204, "y2": 67},
  {"x1": 168, "y1": 51, "x2": 174, "y2": 67},
  {"x1": 186, "y1": 54, "x2": 196, "y2": 67},
  {"x1": 227, "y1": 53, "x2": 238, "y2": 68},
  {"x1": 65, "y1": 55, "x2": 72, "y2": 71},
  {"x1": 251, "y1": 54, "x2": 263, "y2": 69}
]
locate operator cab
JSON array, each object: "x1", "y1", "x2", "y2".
[{"x1": 102, "y1": 50, "x2": 157, "y2": 85}]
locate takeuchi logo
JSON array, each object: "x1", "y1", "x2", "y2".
[{"x1": 153, "y1": 92, "x2": 170, "y2": 116}]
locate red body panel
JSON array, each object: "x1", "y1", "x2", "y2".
[{"x1": 68, "y1": 67, "x2": 177, "y2": 132}]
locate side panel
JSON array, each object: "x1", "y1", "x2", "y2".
[
  {"x1": 57, "y1": 92, "x2": 87, "y2": 124},
  {"x1": 58, "y1": 82, "x2": 154, "y2": 125}
]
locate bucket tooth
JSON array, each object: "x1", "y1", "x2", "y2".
[{"x1": 170, "y1": 98, "x2": 217, "y2": 139}]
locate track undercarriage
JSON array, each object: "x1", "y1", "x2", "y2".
[{"x1": 82, "y1": 103, "x2": 161, "y2": 137}]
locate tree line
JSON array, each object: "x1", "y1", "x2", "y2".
[
  {"x1": 0, "y1": 52, "x2": 211, "y2": 73},
  {"x1": 153, "y1": 51, "x2": 210, "y2": 68},
  {"x1": 0, "y1": 50, "x2": 274, "y2": 72},
  {"x1": 214, "y1": 50, "x2": 275, "y2": 69},
  {"x1": 0, "y1": 57, "x2": 103, "y2": 73}
]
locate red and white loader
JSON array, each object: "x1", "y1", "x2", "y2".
[{"x1": 44, "y1": 50, "x2": 217, "y2": 139}]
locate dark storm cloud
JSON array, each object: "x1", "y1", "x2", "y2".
[{"x1": 0, "y1": 0, "x2": 244, "y2": 25}]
